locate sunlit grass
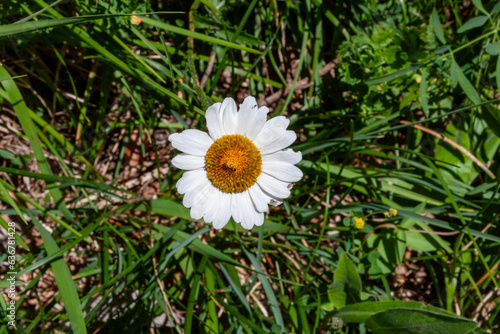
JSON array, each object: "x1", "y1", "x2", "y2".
[{"x1": 0, "y1": 0, "x2": 499, "y2": 333}]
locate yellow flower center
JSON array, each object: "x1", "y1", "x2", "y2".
[{"x1": 205, "y1": 135, "x2": 262, "y2": 193}]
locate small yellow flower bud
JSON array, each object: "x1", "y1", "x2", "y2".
[
  {"x1": 131, "y1": 15, "x2": 143, "y2": 25},
  {"x1": 389, "y1": 208, "x2": 398, "y2": 217},
  {"x1": 355, "y1": 217, "x2": 365, "y2": 229}
]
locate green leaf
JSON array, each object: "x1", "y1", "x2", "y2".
[
  {"x1": 420, "y1": 68, "x2": 429, "y2": 116},
  {"x1": 328, "y1": 252, "x2": 361, "y2": 308},
  {"x1": 331, "y1": 301, "x2": 470, "y2": 323},
  {"x1": 457, "y1": 16, "x2": 488, "y2": 33},
  {"x1": 496, "y1": 50, "x2": 500, "y2": 91},
  {"x1": 366, "y1": 309, "x2": 478, "y2": 334},
  {"x1": 485, "y1": 44, "x2": 500, "y2": 56},
  {"x1": 366, "y1": 64, "x2": 423, "y2": 85},
  {"x1": 451, "y1": 59, "x2": 481, "y2": 105},
  {"x1": 375, "y1": 230, "x2": 406, "y2": 274},
  {"x1": 435, "y1": 119, "x2": 479, "y2": 184},
  {"x1": 431, "y1": 9, "x2": 446, "y2": 44},
  {"x1": 471, "y1": 0, "x2": 489, "y2": 17}
]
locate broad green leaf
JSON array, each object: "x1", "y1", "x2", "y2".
[
  {"x1": 431, "y1": 9, "x2": 446, "y2": 44},
  {"x1": 457, "y1": 16, "x2": 488, "y2": 33},
  {"x1": 371, "y1": 230, "x2": 406, "y2": 276},
  {"x1": 366, "y1": 309, "x2": 478, "y2": 334},
  {"x1": 493, "y1": 2, "x2": 500, "y2": 15},
  {"x1": 402, "y1": 218, "x2": 451, "y2": 253},
  {"x1": 328, "y1": 252, "x2": 361, "y2": 308},
  {"x1": 434, "y1": 120, "x2": 478, "y2": 184},
  {"x1": 485, "y1": 44, "x2": 500, "y2": 56}
]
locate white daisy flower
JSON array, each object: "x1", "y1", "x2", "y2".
[{"x1": 169, "y1": 96, "x2": 303, "y2": 230}]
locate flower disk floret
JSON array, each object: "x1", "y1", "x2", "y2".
[{"x1": 169, "y1": 96, "x2": 303, "y2": 230}]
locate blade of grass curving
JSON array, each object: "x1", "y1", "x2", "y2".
[
  {"x1": 33, "y1": 0, "x2": 203, "y2": 115},
  {"x1": 244, "y1": 249, "x2": 284, "y2": 329},
  {"x1": 204, "y1": 263, "x2": 219, "y2": 333},
  {"x1": 17, "y1": 220, "x2": 99, "y2": 276},
  {"x1": 15, "y1": 0, "x2": 66, "y2": 23},
  {"x1": 218, "y1": 298, "x2": 268, "y2": 333},
  {"x1": 366, "y1": 64, "x2": 424, "y2": 85},
  {"x1": 141, "y1": 17, "x2": 262, "y2": 55},
  {"x1": 0, "y1": 166, "x2": 129, "y2": 201},
  {"x1": 0, "y1": 64, "x2": 76, "y2": 225},
  {"x1": 185, "y1": 256, "x2": 208, "y2": 333},
  {"x1": 0, "y1": 214, "x2": 29, "y2": 251},
  {"x1": 154, "y1": 223, "x2": 244, "y2": 268},
  {"x1": 219, "y1": 263, "x2": 252, "y2": 313},
  {"x1": 248, "y1": 224, "x2": 265, "y2": 291},
  {"x1": 29, "y1": 212, "x2": 86, "y2": 334},
  {"x1": 26, "y1": 108, "x2": 99, "y2": 178},
  {"x1": 0, "y1": 179, "x2": 28, "y2": 227},
  {"x1": 0, "y1": 12, "x2": 175, "y2": 38}
]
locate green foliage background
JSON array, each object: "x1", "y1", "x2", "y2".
[{"x1": 0, "y1": 0, "x2": 499, "y2": 333}]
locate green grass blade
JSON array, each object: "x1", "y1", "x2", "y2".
[
  {"x1": 141, "y1": 17, "x2": 263, "y2": 55},
  {"x1": 29, "y1": 213, "x2": 87, "y2": 334}
]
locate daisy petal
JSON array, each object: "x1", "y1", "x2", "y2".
[
  {"x1": 176, "y1": 169, "x2": 206, "y2": 195},
  {"x1": 171, "y1": 154, "x2": 205, "y2": 170},
  {"x1": 262, "y1": 162, "x2": 303, "y2": 183},
  {"x1": 221, "y1": 98, "x2": 238, "y2": 135},
  {"x1": 259, "y1": 185, "x2": 284, "y2": 207},
  {"x1": 231, "y1": 192, "x2": 254, "y2": 225},
  {"x1": 241, "y1": 210, "x2": 263, "y2": 230},
  {"x1": 244, "y1": 105, "x2": 269, "y2": 140},
  {"x1": 237, "y1": 96, "x2": 258, "y2": 135},
  {"x1": 263, "y1": 149, "x2": 302, "y2": 165},
  {"x1": 204, "y1": 190, "x2": 231, "y2": 229},
  {"x1": 248, "y1": 184, "x2": 270, "y2": 213},
  {"x1": 206, "y1": 102, "x2": 224, "y2": 140},
  {"x1": 190, "y1": 181, "x2": 215, "y2": 219},
  {"x1": 258, "y1": 130, "x2": 297, "y2": 155},
  {"x1": 253, "y1": 116, "x2": 290, "y2": 149},
  {"x1": 256, "y1": 173, "x2": 291, "y2": 199},
  {"x1": 253, "y1": 211, "x2": 264, "y2": 227},
  {"x1": 169, "y1": 129, "x2": 213, "y2": 156},
  {"x1": 181, "y1": 172, "x2": 212, "y2": 208}
]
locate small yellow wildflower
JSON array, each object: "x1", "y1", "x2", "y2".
[
  {"x1": 355, "y1": 217, "x2": 365, "y2": 229},
  {"x1": 388, "y1": 208, "x2": 398, "y2": 217},
  {"x1": 131, "y1": 15, "x2": 143, "y2": 25}
]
